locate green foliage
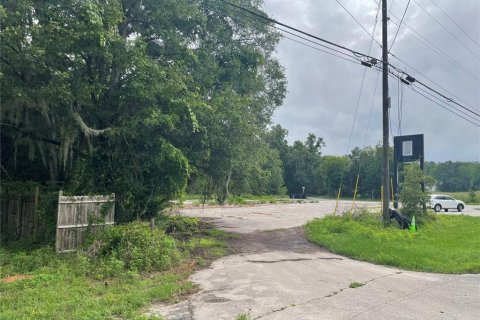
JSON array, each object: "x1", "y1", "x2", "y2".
[
  {"x1": 468, "y1": 190, "x2": 477, "y2": 203},
  {"x1": 425, "y1": 161, "x2": 480, "y2": 192},
  {"x1": 1, "y1": 182, "x2": 59, "y2": 245},
  {"x1": 0, "y1": 219, "x2": 230, "y2": 319},
  {"x1": 347, "y1": 145, "x2": 393, "y2": 199},
  {"x1": 399, "y1": 163, "x2": 433, "y2": 222},
  {"x1": 446, "y1": 191, "x2": 479, "y2": 205},
  {"x1": 305, "y1": 214, "x2": 480, "y2": 273},
  {"x1": 280, "y1": 133, "x2": 325, "y2": 195},
  {"x1": 182, "y1": 237, "x2": 228, "y2": 267},
  {"x1": 1, "y1": 0, "x2": 287, "y2": 221},
  {"x1": 0, "y1": 251, "x2": 194, "y2": 319},
  {"x1": 319, "y1": 155, "x2": 351, "y2": 196},
  {"x1": 158, "y1": 216, "x2": 200, "y2": 239},
  {"x1": 236, "y1": 313, "x2": 251, "y2": 320},
  {"x1": 349, "y1": 282, "x2": 364, "y2": 288},
  {"x1": 93, "y1": 221, "x2": 179, "y2": 274}
]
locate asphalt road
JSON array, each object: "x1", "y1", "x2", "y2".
[{"x1": 148, "y1": 201, "x2": 480, "y2": 320}]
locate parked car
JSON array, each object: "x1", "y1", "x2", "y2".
[{"x1": 429, "y1": 194, "x2": 465, "y2": 212}]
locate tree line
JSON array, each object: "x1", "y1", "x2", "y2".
[{"x1": 1, "y1": 0, "x2": 478, "y2": 224}]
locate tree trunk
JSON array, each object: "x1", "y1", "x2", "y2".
[
  {"x1": 225, "y1": 167, "x2": 232, "y2": 199},
  {"x1": 47, "y1": 144, "x2": 59, "y2": 182}
]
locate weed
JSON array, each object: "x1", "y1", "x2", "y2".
[
  {"x1": 236, "y1": 313, "x2": 251, "y2": 320},
  {"x1": 92, "y1": 221, "x2": 179, "y2": 275},
  {"x1": 349, "y1": 282, "x2": 365, "y2": 288},
  {"x1": 158, "y1": 215, "x2": 200, "y2": 239}
]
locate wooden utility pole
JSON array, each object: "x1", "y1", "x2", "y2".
[{"x1": 382, "y1": 0, "x2": 390, "y2": 223}]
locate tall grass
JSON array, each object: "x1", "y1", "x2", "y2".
[{"x1": 447, "y1": 191, "x2": 479, "y2": 204}]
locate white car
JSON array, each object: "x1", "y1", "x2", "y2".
[{"x1": 429, "y1": 194, "x2": 465, "y2": 212}]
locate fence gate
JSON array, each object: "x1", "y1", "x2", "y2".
[{"x1": 56, "y1": 192, "x2": 115, "y2": 253}]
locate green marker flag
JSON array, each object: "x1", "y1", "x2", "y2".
[{"x1": 410, "y1": 215, "x2": 416, "y2": 233}]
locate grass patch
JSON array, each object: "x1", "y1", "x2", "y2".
[
  {"x1": 305, "y1": 214, "x2": 480, "y2": 273},
  {"x1": 183, "y1": 194, "x2": 292, "y2": 206},
  {"x1": 349, "y1": 282, "x2": 365, "y2": 288},
  {"x1": 447, "y1": 191, "x2": 480, "y2": 205},
  {"x1": 0, "y1": 217, "x2": 230, "y2": 319},
  {"x1": 236, "y1": 313, "x2": 251, "y2": 320}
]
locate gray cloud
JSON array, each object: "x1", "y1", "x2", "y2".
[{"x1": 264, "y1": 0, "x2": 480, "y2": 161}]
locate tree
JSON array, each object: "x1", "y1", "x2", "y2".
[
  {"x1": 399, "y1": 163, "x2": 433, "y2": 221},
  {"x1": 425, "y1": 161, "x2": 480, "y2": 192},
  {"x1": 282, "y1": 134, "x2": 324, "y2": 195},
  {"x1": 1, "y1": 0, "x2": 287, "y2": 219},
  {"x1": 185, "y1": 1, "x2": 287, "y2": 202},
  {"x1": 319, "y1": 155, "x2": 351, "y2": 197},
  {"x1": 346, "y1": 144, "x2": 394, "y2": 199}
]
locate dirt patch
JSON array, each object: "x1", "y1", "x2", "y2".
[
  {"x1": 226, "y1": 226, "x2": 327, "y2": 254},
  {"x1": 1, "y1": 275, "x2": 33, "y2": 283}
]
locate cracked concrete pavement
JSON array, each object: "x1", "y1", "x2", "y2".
[{"x1": 147, "y1": 201, "x2": 480, "y2": 320}]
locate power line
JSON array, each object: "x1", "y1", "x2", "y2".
[
  {"x1": 408, "y1": 85, "x2": 480, "y2": 127},
  {"x1": 344, "y1": 0, "x2": 381, "y2": 155},
  {"x1": 396, "y1": 73, "x2": 402, "y2": 136},
  {"x1": 213, "y1": 0, "x2": 480, "y2": 126},
  {"x1": 274, "y1": 26, "x2": 360, "y2": 62},
  {"x1": 320, "y1": 1, "x2": 479, "y2": 121},
  {"x1": 369, "y1": 0, "x2": 480, "y2": 83},
  {"x1": 428, "y1": 0, "x2": 480, "y2": 48},
  {"x1": 387, "y1": 67, "x2": 480, "y2": 120},
  {"x1": 411, "y1": 0, "x2": 480, "y2": 61},
  {"x1": 279, "y1": 33, "x2": 360, "y2": 65},
  {"x1": 219, "y1": 0, "x2": 382, "y2": 63},
  {"x1": 399, "y1": 77, "x2": 404, "y2": 135},
  {"x1": 202, "y1": 3, "x2": 362, "y2": 65},
  {"x1": 415, "y1": 78, "x2": 480, "y2": 118},
  {"x1": 386, "y1": 71, "x2": 480, "y2": 127},
  {"x1": 363, "y1": 71, "x2": 381, "y2": 146},
  {"x1": 389, "y1": 53, "x2": 479, "y2": 112},
  {"x1": 388, "y1": 15, "x2": 480, "y2": 82},
  {"x1": 411, "y1": 83, "x2": 480, "y2": 122},
  {"x1": 388, "y1": 0, "x2": 396, "y2": 15},
  {"x1": 334, "y1": 0, "x2": 382, "y2": 49},
  {"x1": 385, "y1": 70, "x2": 479, "y2": 122},
  {"x1": 389, "y1": 0, "x2": 411, "y2": 51}
]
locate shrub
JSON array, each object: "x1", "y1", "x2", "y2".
[
  {"x1": 468, "y1": 190, "x2": 477, "y2": 203},
  {"x1": 158, "y1": 215, "x2": 200, "y2": 239},
  {"x1": 94, "y1": 221, "x2": 179, "y2": 273}
]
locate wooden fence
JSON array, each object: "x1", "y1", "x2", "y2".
[
  {"x1": 56, "y1": 192, "x2": 115, "y2": 253},
  {"x1": 0, "y1": 186, "x2": 41, "y2": 244}
]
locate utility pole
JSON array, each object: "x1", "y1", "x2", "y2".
[{"x1": 382, "y1": 0, "x2": 390, "y2": 224}]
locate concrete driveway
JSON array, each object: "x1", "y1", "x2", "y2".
[{"x1": 148, "y1": 201, "x2": 480, "y2": 320}]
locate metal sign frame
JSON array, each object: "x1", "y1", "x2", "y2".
[{"x1": 393, "y1": 134, "x2": 425, "y2": 208}]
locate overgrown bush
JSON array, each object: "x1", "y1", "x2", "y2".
[
  {"x1": 158, "y1": 215, "x2": 200, "y2": 239},
  {"x1": 93, "y1": 221, "x2": 179, "y2": 274}
]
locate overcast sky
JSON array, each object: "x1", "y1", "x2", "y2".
[{"x1": 262, "y1": 0, "x2": 480, "y2": 162}]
